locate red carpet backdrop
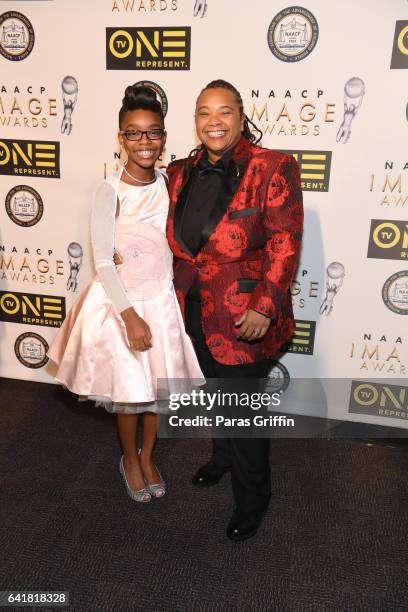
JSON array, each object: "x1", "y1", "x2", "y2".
[{"x1": 0, "y1": 0, "x2": 407, "y2": 428}]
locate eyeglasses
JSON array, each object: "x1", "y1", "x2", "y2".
[{"x1": 119, "y1": 128, "x2": 165, "y2": 141}]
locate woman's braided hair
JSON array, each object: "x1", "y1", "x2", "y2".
[{"x1": 196, "y1": 79, "x2": 263, "y2": 145}]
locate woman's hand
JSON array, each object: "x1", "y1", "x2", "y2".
[
  {"x1": 121, "y1": 307, "x2": 152, "y2": 351},
  {"x1": 235, "y1": 309, "x2": 271, "y2": 341}
]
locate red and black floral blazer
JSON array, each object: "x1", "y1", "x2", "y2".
[{"x1": 166, "y1": 136, "x2": 303, "y2": 365}]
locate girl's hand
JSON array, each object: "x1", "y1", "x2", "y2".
[
  {"x1": 113, "y1": 249, "x2": 123, "y2": 266},
  {"x1": 121, "y1": 307, "x2": 152, "y2": 351}
]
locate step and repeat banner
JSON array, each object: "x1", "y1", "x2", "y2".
[{"x1": 0, "y1": 0, "x2": 407, "y2": 428}]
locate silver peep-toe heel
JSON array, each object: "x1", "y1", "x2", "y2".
[
  {"x1": 119, "y1": 456, "x2": 151, "y2": 503},
  {"x1": 137, "y1": 449, "x2": 166, "y2": 498},
  {"x1": 146, "y1": 465, "x2": 166, "y2": 498}
]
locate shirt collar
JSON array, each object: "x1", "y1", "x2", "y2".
[{"x1": 201, "y1": 143, "x2": 236, "y2": 170}]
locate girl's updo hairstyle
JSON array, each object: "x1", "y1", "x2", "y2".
[
  {"x1": 197, "y1": 79, "x2": 262, "y2": 145},
  {"x1": 119, "y1": 84, "x2": 164, "y2": 128}
]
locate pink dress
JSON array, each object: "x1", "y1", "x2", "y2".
[{"x1": 47, "y1": 170, "x2": 204, "y2": 413}]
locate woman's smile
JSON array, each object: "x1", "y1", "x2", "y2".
[{"x1": 195, "y1": 87, "x2": 243, "y2": 162}]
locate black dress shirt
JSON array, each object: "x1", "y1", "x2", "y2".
[{"x1": 180, "y1": 147, "x2": 234, "y2": 254}]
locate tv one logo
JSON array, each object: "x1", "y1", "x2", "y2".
[
  {"x1": 281, "y1": 319, "x2": 316, "y2": 355},
  {"x1": 280, "y1": 149, "x2": 332, "y2": 192},
  {"x1": 390, "y1": 20, "x2": 408, "y2": 69},
  {"x1": 0, "y1": 139, "x2": 60, "y2": 178},
  {"x1": 106, "y1": 27, "x2": 191, "y2": 70},
  {"x1": 0, "y1": 290, "x2": 66, "y2": 327},
  {"x1": 349, "y1": 380, "x2": 408, "y2": 420},
  {"x1": 367, "y1": 219, "x2": 408, "y2": 261}
]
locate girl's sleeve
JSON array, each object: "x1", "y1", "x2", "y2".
[
  {"x1": 90, "y1": 180, "x2": 133, "y2": 315},
  {"x1": 158, "y1": 166, "x2": 169, "y2": 188}
]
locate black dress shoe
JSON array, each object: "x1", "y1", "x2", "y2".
[
  {"x1": 226, "y1": 509, "x2": 267, "y2": 542},
  {"x1": 192, "y1": 462, "x2": 230, "y2": 487}
]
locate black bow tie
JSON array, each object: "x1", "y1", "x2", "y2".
[{"x1": 197, "y1": 159, "x2": 225, "y2": 179}]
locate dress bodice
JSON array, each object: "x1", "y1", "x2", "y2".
[
  {"x1": 114, "y1": 172, "x2": 173, "y2": 296},
  {"x1": 117, "y1": 170, "x2": 169, "y2": 232}
]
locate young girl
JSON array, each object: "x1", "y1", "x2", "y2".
[{"x1": 48, "y1": 85, "x2": 203, "y2": 503}]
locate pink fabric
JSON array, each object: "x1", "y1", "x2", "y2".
[
  {"x1": 47, "y1": 278, "x2": 202, "y2": 403},
  {"x1": 47, "y1": 178, "x2": 203, "y2": 405}
]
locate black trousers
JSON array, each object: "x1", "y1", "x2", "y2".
[{"x1": 185, "y1": 297, "x2": 271, "y2": 518}]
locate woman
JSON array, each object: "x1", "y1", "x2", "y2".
[
  {"x1": 48, "y1": 85, "x2": 203, "y2": 503},
  {"x1": 166, "y1": 79, "x2": 303, "y2": 540}
]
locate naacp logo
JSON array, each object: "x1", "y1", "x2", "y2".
[
  {"x1": 14, "y1": 332, "x2": 49, "y2": 369},
  {"x1": 382, "y1": 271, "x2": 408, "y2": 315},
  {"x1": 267, "y1": 7, "x2": 318, "y2": 63},
  {"x1": 266, "y1": 360, "x2": 290, "y2": 393},
  {"x1": 390, "y1": 20, "x2": 408, "y2": 70},
  {"x1": 0, "y1": 12, "x2": 34, "y2": 61},
  {"x1": 134, "y1": 80, "x2": 168, "y2": 117},
  {"x1": 5, "y1": 185, "x2": 43, "y2": 227},
  {"x1": 106, "y1": 27, "x2": 191, "y2": 70},
  {"x1": 0, "y1": 139, "x2": 60, "y2": 178},
  {"x1": 367, "y1": 220, "x2": 408, "y2": 261}
]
